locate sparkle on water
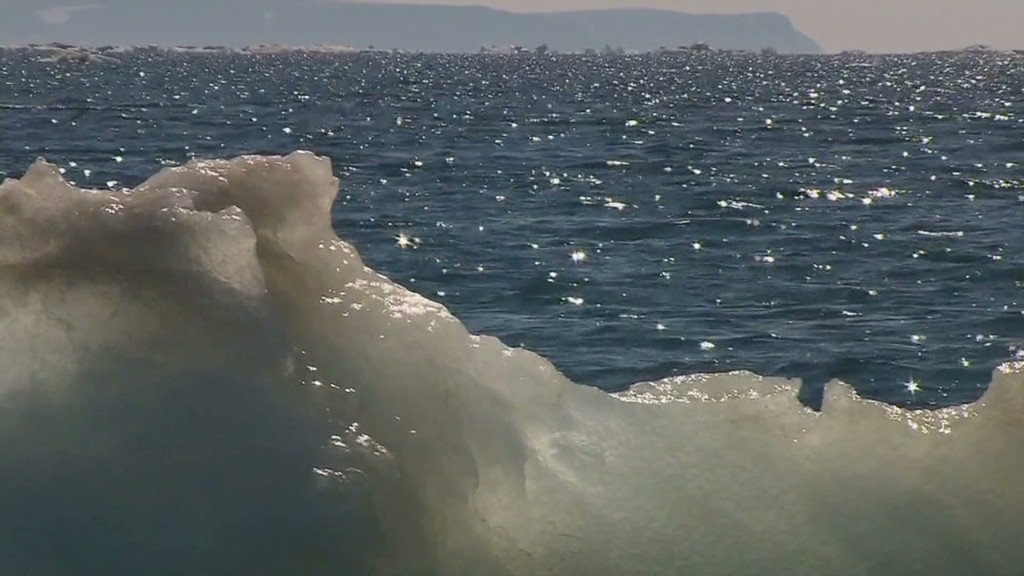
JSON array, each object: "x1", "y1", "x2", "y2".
[
  {"x1": 395, "y1": 232, "x2": 418, "y2": 249},
  {"x1": 3, "y1": 49, "x2": 1024, "y2": 408}
]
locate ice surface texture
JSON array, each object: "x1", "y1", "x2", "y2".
[{"x1": 1, "y1": 152, "x2": 1021, "y2": 575}]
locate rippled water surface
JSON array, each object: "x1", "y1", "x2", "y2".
[{"x1": 3, "y1": 50, "x2": 1023, "y2": 406}]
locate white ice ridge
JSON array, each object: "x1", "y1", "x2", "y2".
[{"x1": 1, "y1": 152, "x2": 1022, "y2": 575}]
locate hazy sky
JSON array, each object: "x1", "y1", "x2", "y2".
[{"x1": 333, "y1": 0, "x2": 1023, "y2": 53}]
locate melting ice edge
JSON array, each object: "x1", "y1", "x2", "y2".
[{"x1": 1, "y1": 151, "x2": 1022, "y2": 575}]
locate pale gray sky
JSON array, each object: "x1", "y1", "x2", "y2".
[{"x1": 339, "y1": 0, "x2": 1023, "y2": 53}]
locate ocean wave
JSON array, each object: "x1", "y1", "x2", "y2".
[{"x1": 1, "y1": 152, "x2": 1022, "y2": 575}]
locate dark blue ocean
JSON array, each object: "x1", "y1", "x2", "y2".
[{"x1": 3, "y1": 49, "x2": 1023, "y2": 408}]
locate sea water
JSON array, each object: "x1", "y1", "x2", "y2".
[{"x1": 1, "y1": 50, "x2": 1023, "y2": 574}]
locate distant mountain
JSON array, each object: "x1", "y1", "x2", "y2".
[{"x1": 0, "y1": 1, "x2": 823, "y2": 54}]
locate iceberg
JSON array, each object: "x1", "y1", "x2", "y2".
[{"x1": 1, "y1": 152, "x2": 1021, "y2": 575}]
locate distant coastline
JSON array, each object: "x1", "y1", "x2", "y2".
[
  {"x1": 0, "y1": 3, "x2": 822, "y2": 54},
  {"x1": 3, "y1": 42, "x2": 1024, "y2": 64}
]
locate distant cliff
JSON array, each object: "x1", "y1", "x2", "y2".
[{"x1": 0, "y1": 1, "x2": 823, "y2": 54}]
